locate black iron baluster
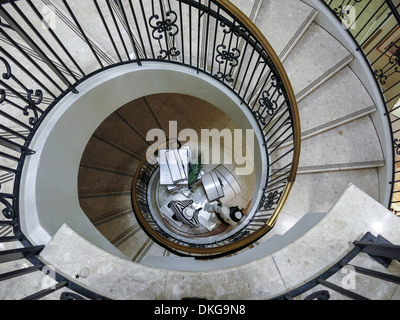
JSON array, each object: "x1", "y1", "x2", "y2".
[
  {"x1": 210, "y1": 4, "x2": 220, "y2": 77},
  {"x1": 196, "y1": 0, "x2": 201, "y2": 72},
  {"x1": 241, "y1": 54, "x2": 262, "y2": 105},
  {"x1": 21, "y1": 280, "x2": 69, "y2": 300},
  {"x1": 25, "y1": 0, "x2": 85, "y2": 79},
  {"x1": 149, "y1": 0, "x2": 180, "y2": 60},
  {"x1": 0, "y1": 57, "x2": 44, "y2": 127},
  {"x1": 355, "y1": 1, "x2": 386, "y2": 42},
  {"x1": 62, "y1": 0, "x2": 104, "y2": 68},
  {"x1": 128, "y1": 0, "x2": 148, "y2": 60},
  {"x1": 0, "y1": 29, "x2": 64, "y2": 94},
  {"x1": 0, "y1": 47, "x2": 56, "y2": 100},
  {"x1": 0, "y1": 4, "x2": 75, "y2": 92},
  {"x1": 189, "y1": 0, "x2": 193, "y2": 66},
  {"x1": 178, "y1": 0, "x2": 185, "y2": 64},
  {"x1": 94, "y1": 0, "x2": 122, "y2": 63},
  {"x1": 106, "y1": 0, "x2": 130, "y2": 61},
  {"x1": 117, "y1": 0, "x2": 143, "y2": 64}
]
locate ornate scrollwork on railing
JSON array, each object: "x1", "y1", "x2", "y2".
[
  {"x1": 259, "y1": 189, "x2": 283, "y2": 211},
  {"x1": 331, "y1": 0, "x2": 362, "y2": 20},
  {"x1": 24, "y1": 89, "x2": 43, "y2": 126},
  {"x1": 394, "y1": 138, "x2": 400, "y2": 156},
  {"x1": 0, "y1": 195, "x2": 15, "y2": 221},
  {"x1": 374, "y1": 42, "x2": 400, "y2": 85},
  {"x1": 149, "y1": 5, "x2": 180, "y2": 60},
  {"x1": 214, "y1": 22, "x2": 242, "y2": 82},
  {"x1": 0, "y1": 56, "x2": 43, "y2": 127}
]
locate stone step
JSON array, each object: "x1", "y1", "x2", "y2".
[
  {"x1": 80, "y1": 136, "x2": 140, "y2": 174},
  {"x1": 283, "y1": 22, "x2": 353, "y2": 102},
  {"x1": 78, "y1": 192, "x2": 132, "y2": 223},
  {"x1": 0, "y1": 36, "x2": 64, "y2": 135},
  {"x1": 272, "y1": 65, "x2": 377, "y2": 150},
  {"x1": 272, "y1": 116, "x2": 384, "y2": 173},
  {"x1": 93, "y1": 113, "x2": 150, "y2": 160},
  {"x1": 297, "y1": 66, "x2": 376, "y2": 139},
  {"x1": 97, "y1": 212, "x2": 140, "y2": 251},
  {"x1": 39, "y1": 186, "x2": 400, "y2": 299},
  {"x1": 282, "y1": 168, "x2": 380, "y2": 220},
  {"x1": 255, "y1": 0, "x2": 318, "y2": 61},
  {"x1": 78, "y1": 165, "x2": 135, "y2": 195},
  {"x1": 117, "y1": 97, "x2": 166, "y2": 143},
  {"x1": 115, "y1": 228, "x2": 150, "y2": 261}
]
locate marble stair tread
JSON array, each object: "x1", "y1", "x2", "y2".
[
  {"x1": 80, "y1": 137, "x2": 140, "y2": 174},
  {"x1": 0, "y1": 36, "x2": 66, "y2": 132},
  {"x1": 283, "y1": 22, "x2": 353, "y2": 101},
  {"x1": 79, "y1": 192, "x2": 132, "y2": 223},
  {"x1": 50, "y1": 0, "x2": 124, "y2": 63},
  {"x1": 96, "y1": 213, "x2": 137, "y2": 245},
  {"x1": 116, "y1": 228, "x2": 150, "y2": 261},
  {"x1": 78, "y1": 166, "x2": 134, "y2": 195},
  {"x1": 93, "y1": 113, "x2": 150, "y2": 160},
  {"x1": 117, "y1": 98, "x2": 165, "y2": 142},
  {"x1": 230, "y1": 0, "x2": 263, "y2": 21},
  {"x1": 255, "y1": 0, "x2": 318, "y2": 60},
  {"x1": 156, "y1": 93, "x2": 233, "y2": 133},
  {"x1": 297, "y1": 66, "x2": 376, "y2": 138},
  {"x1": 273, "y1": 116, "x2": 384, "y2": 172},
  {"x1": 282, "y1": 168, "x2": 380, "y2": 219}
]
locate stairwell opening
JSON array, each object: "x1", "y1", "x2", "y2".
[
  {"x1": 78, "y1": 93, "x2": 258, "y2": 259},
  {"x1": 18, "y1": 63, "x2": 267, "y2": 260}
]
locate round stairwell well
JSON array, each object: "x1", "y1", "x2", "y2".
[
  {"x1": 78, "y1": 93, "x2": 256, "y2": 260},
  {"x1": 0, "y1": 0, "x2": 399, "y2": 300}
]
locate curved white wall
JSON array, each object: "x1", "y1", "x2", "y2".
[{"x1": 19, "y1": 62, "x2": 267, "y2": 258}]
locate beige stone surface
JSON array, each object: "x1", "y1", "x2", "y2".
[{"x1": 39, "y1": 185, "x2": 400, "y2": 300}]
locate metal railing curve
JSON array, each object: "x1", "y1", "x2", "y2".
[{"x1": 0, "y1": 0, "x2": 300, "y2": 296}]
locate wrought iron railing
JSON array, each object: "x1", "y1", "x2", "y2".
[
  {"x1": 274, "y1": 232, "x2": 400, "y2": 300},
  {"x1": 320, "y1": 0, "x2": 400, "y2": 215},
  {"x1": 0, "y1": 0, "x2": 300, "y2": 295}
]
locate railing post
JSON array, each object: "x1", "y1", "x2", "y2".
[{"x1": 353, "y1": 241, "x2": 400, "y2": 262}]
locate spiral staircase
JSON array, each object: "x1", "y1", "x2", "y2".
[{"x1": 0, "y1": 0, "x2": 400, "y2": 300}]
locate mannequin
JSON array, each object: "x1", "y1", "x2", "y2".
[{"x1": 211, "y1": 203, "x2": 244, "y2": 226}]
